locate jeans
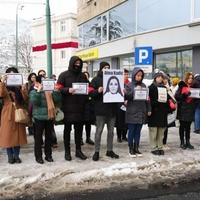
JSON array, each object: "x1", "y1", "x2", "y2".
[
  {"x1": 127, "y1": 124, "x2": 143, "y2": 146},
  {"x1": 6, "y1": 146, "x2": 20, "y2": 158},
  {"x1": 195, "y1": 105, "x2": 200, "y2": 131},
  {"x1": 95, "y1": 116, "x2": 115, "y2": 152}
]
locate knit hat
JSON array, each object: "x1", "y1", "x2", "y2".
[
  {"x1": 153, "y1": 72, "x2": 164, "y2": 80},
  {"x1": 99, "y1": 62, "x2": 110, "y2": 71}
]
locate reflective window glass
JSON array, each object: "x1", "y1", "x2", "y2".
[{"x1": 137, "y1": 0, "x2": 190, "y2": 32}]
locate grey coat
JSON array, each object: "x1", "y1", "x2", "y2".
[{"x1": 125, "y1": 68, "x2": 151, "y2": 124}]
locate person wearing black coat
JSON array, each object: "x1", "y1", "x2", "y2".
[
  {"x1": 57, "y1": 56, "x2": 88, "y2": 161},
  {"x1": 148, "y1": 72, "x2": 169, "y2": 156},
  {"x1": 175, "y1": 72, "x2": 195, "y2": 149},
  {"x1": 192, "y1": 74, "x2": 200, "y2": 133},
  {"x1": 90, "y1": 62, "x2": 119, "y2": 161}
]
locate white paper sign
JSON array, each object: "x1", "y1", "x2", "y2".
[
  {"x1": 42, "y1": 79, "x2": 55, "y2": 91},
  {"x1": 72, "y1": 83, "x2": 88, "y2": 95},
  {"x1": 190, "y1": 88, "x2": 200, "y2": 98},
  {"x1": 167, "y1": 112, "x2": 176, "y2": 125},
  {"x1": 6, "y1": 73, "x2": 23, "y2": 86},
  {"x1": 103, "y1": 69, "x2": 124, "y2": 103},
  {"x1": 158, "y1": 87, "x2": 167, "y2": 103},
  {"x1": 120, "y1": 105, "x2": 126, "y2": 112},
  {"x1": 134, "y1": 88, "x2": 149, "y2": 100}
]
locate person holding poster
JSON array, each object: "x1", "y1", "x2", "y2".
[
  {"x1": 57, "y1": 56, "x2": 88, "y2": 161},
  {"x1": 125, "y1": 68, "x2": 151, "y2": 157},
  {"x1": 30, "y1": 76, "x2": 62, "y2": 164},
  {"x1": 91, "y1": 62, "x2": 119, "y2": 161},
  {"x1": 148, "y1": 72, "x2": 169, "y2": 156},
  {"x1": 192, "y1": 74, "x2": 200, "y2": 133},
  {"x1": 0, "y1": 67, "x2": 28, "y2": 164},
  {"x1": 175, "y1": 72, "x2": 195, "y2": 150}
]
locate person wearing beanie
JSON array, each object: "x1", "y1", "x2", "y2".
[
  {"x1": 125, "y1": 68, "x2": 151, "y2": 157},
  {"x1": 175, "y1": 72, "x2": 195, "y2": 149},
  {"x1": 90, "y1": 61, "x2": 119, "y2": 161},
  {"x1": 148, "y1": 71, "x2": 169, "y2": 156},
  {"x1": 57, "y1": 56, "x2": 88, "y2": 161}
]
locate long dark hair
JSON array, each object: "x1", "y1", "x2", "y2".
[
  {"x1": 6, "y1": 67, "x2": 24, "y2": 105},
  {"x1": 104, "y1": 76, "x2": 123, "y2": 96}
]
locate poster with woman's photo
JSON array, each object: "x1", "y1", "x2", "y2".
[{"x1": 103, "y1": 69, "x2": 124, "y2": 103}]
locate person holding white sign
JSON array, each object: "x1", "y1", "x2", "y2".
[
  {"x1": 148, "y1": 72, "x2": 169, "y2": 156},
  {"x1": 91, "y1": 62, "x2": 119, "y2": 161},
  {"x1": 30, "y1": 76, "x2": 62, "y2": 164},
  {"x1": 175, "y1": 72, "x2": 195, "y2": 150},
  {"x1": 0, "y1": 67, "x2": 28, "y2": 164},
  {"x1": 125, "y1": 68, "x2": 151, "y2": 158},
  {"x1": 57, "y1": 56, "x2": 88, "y2": 161},
  {"x1": 192, "y1": 74, "x2": 200, "y2": 133}
]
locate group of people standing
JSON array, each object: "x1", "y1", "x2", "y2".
[{"x1": 0, "y1": 55, "x2": 199, "y2": 164}]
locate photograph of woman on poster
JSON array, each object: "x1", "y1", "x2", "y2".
[{"x1": 104, "y1": 76, "x2": 124, "y2": 103}]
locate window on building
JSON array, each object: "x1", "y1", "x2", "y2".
[
  {"x1": 61, "y1": 50, "x2": 66, "y2": 59},
  {"x1": 155, "y1": 50, "x2": 192, "y2": 79},
  {"x1": 82, "y1": 16, "x2": 101, "y2": 48},
  {"x1": 109, "y1": 0, "x2": 136, "y2": 40},
  {"x1": 194, "y1": 0, "x2": 200, "y2": 19},
  {"x1": 60, "y1": 20, "x2": 66, "y2": 32},
  {"x1": 137, "y1": 0, "x2": 190, "y2": 32}
]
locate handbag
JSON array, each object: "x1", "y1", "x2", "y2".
[
  {"x1": 55, "y1": 108, "x2": 64, "y2": 123},
  {"x1": 14, "y1": 103, "x2": 30, "y2": 125}
]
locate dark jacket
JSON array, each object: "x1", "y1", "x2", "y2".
[
  {"x1": 57, "y1": 56, "x2": 87, "y2": 122},
  {"x1": 192, "y1": 75, "x2": 200, "y2": 108},
  {"x1": 148, "y1": 82, "x2": 169, "y2": 127},
  {"x1": 30, "y1": 90, "x2": 61, "y2": 121},
  {"x1": 175, "y1": 81, "x2": 195, "y2": 122},
  {"x1": 91, "y1": 71, "x2": 117, "y2": 117},
  {"x1": 84, "y1": 80, "x2": 96, "y2": 123},
  {"x1": 125, "y1": 68, "x2": 151, "y2": 124}
]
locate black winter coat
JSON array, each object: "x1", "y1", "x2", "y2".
[
  {"x1": 57, "y1": 56, "x2": 87, "y2": 122},
  {"x1": 148, "y1": 83, "x2": 169, "y2": 127},
  {"x1": 175, "y1": 81, "x2": 195, "y2": 122},
  {"x1": 91, "y1": 71, "x2": 117, "y2": 117}
]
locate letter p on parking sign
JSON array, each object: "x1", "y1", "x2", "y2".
[{"x1": 135, "y1": 47, "x2": 153, "y2": 65}]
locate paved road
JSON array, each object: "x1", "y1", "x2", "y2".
[{"x1": 14, "y1": 175, "x2": 200, "y2": 200}]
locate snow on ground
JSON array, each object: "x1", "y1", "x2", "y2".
[{"x1": 1, "y1": 124, "x2": 200, "y2": 199}]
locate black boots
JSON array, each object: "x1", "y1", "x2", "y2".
[
  {"x1": 129, "y1": 145, "x2": 136, "y2": 158},
  {"x1": 75, "y1": 149, "x2": 87, "y2": 160},
  {"x1": 134, "y1": 143, "x2": 142, "y2": 157},
  {"x1": 8, "y1": 155, "x2": 22, "y2": 164},
  {"x1": 65, "y1": 150, "x2": 72, "y2": 161},
  {"x1": 92, "y1": 152, "x2": 99, "y2": 161},
  {"x1": 86, "y1": 138, "x2": 94, "y2": 145},
  {"x1": 36, "y1": 158, "x2": 44, "y2": 164},
  {"x1": 186, "y1": 141, "x2": 194, "y2": 149},
  {"x1": 106, "y1": 151, "x2": 119, "y2": 159}
]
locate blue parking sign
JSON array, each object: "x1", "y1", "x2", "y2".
[{"x1": 135, "y1": 47, "x2": 153, "y2": 65}]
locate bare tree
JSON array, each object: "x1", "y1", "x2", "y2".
[{"x1": 17, "y1": 33, "x2": 33, "y2": 73}]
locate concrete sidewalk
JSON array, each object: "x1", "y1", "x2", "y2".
[{"x1": 1, "y1": 124, "x2": 200, "y2": 199}]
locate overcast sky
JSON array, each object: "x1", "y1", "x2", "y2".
[{"x1": 0, "y1": 0, "x2": 77, "y2": 21}]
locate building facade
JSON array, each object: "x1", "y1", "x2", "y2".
[
  {"x1": 32, "y1": 13, "x2": 78, "y2": 76},
  {"x1": 76, "y1": 0, "x2": 200, "y2": 78}
]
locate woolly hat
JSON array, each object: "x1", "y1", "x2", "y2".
[
  {"x1": 99, "y1": 62, "x2": 110, "y2": 71},
  {"x1": 153, "y1": 72, "x2": 164, "y2": 80}
]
